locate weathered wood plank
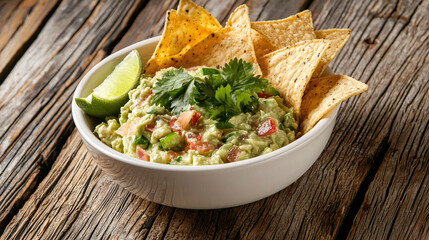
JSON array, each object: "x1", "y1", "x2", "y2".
[
  {"x1": 1, "y1": 0, "x2": 428, "y2": 239},
  {"x1": 310, "y1": 0, "x2": 429, "y2": 238},
  {"x1": 0, "y1": 0, "x2": 146, "y2": 231},
  {"x1": 0, "y1": 0, "x2": 61, "y2": 82},
  {"x1": 344, "y1": 1, "x2": 429, "y2": 238},
  {"x1": 0, "y1": 1, "x2": 286, "y2": 238}
]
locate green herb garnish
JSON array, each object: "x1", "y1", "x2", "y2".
[
  {"x1": 167, "y1": 156, "x2": 182, "y2": 165},
  {"x1": 133, "y1": 135, "x2": 149, "y2": 149},
  {"x1": 152, "y1": 58, "x2": 268, "y2": 123},
  {"x1": 151, "y1": 68, "x2": 199, "y2": 115}
]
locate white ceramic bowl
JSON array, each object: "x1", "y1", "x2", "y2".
[{"x1": 72, "y1": 36, "x2": 339, "y2": 209}]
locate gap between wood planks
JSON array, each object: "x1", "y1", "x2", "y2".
[
  {"x1": 334, "y1": 136, "x2": 390, "y2": 239},
  {"x1": 0, "y1": 0, "x2": 151, "y2": 235}
]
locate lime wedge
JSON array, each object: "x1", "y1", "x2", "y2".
[{"x1": 75, "y1": 50, "x2": 142, "y2": 117}]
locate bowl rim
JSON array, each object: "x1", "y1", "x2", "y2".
[{"x1": 72, "y1": 36, "x2": 339, "y2": 173}]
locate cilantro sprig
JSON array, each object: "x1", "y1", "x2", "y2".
[
  {"x1": 151, "y1": 58, "x2": 268, "y2": 124},
  {"x1": 151, "y1": 68, "x2": 199, "y2": 115}
]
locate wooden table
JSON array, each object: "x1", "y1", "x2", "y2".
[{"x1": 0, "y1": 0, "x2": 428, "y2": 239}]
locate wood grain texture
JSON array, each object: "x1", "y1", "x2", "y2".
[
  {"x1": 0, "y1": 0, "x2": 146, "y2": 230},
  {"x1": 310, "y1": 0, "x2": 429, "y2": 238},
  {"x1": 344, "y1": 0, "x2": 429, "y2": 238},
  {"x1": 2, "y1": 1, "x2": 262, "y2": 239},
  {"x1": 0, "y1": 0, "x2": 428, "y2": 239},
  {"x1": 0, "y1": 0, "x2": 61, "y2": 82}
]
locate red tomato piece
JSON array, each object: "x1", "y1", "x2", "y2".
[
  {"x1": 257, "y1": 91, "x2": 271, "y2": 98},
  {"x1": 169, "y1": 117, "x2": 182, "y2": 132},
  {"x1": 116, "y1": 117, "x2": 142, "y2": 136},
  {"x1": 190, "y1": 111, "x2": 201, "y2": 126},
  {"x1": 256, "y1": 118, "x2": 277, "y2": 136},
  {"x1": 176, "y1": 110, "x2": 195, "y2": 130},
  {"x1": 136, "y1": 90, "x2": 154, "y2": 106},
  {"x1": 188, "y1": 141, "x2": 214, "y2": 154},
  {"x1": 136, "y1": 146, "x2": 150, "y2": 161},
  {"x1": 225, "y1": 146, "x2": 242, "y2": 163}
]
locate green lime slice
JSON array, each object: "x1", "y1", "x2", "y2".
[{"x1": 75, "y1": 50, "x2": 142, "y2": 118}]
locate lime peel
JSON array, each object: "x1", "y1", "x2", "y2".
[{"x1": 75, "y1": 50, "x2": 142, "y2": 117}]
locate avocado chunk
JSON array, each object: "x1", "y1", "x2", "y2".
[{"x1": 159, "y1": 132, "x2": 183, "y2": 151}]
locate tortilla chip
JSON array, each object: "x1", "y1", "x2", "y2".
[
  {"x1": 312, "y1": 29, "x2": 351, "y2": 78},
  {"x1": 143, "y1": 1, "x2": 221, "y2": 74},
  {"x1": 259, "y1": 40, "x2": 329, "y2": 117},
  {"x1": 250, "y1": 29, "x2": 276, "y2": 61},
  {"x1": 251, "y1": 10, "x2": 316, "y2": 49},
  {"x1": 225, "y1": 4, "x2": 250, "y2": 28},
  {"x1": 178, "y1": 6, "x2": 261, "y2": 75},
  {"x1": 300, "y1": 75, "x2": 368, "y2": 133},
  {"x1": 177, "y1": 0, "x2": 221, "y2": 27}
]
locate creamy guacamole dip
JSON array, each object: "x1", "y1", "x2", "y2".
[{"x1": 95, "y1": 68, "x2": 297, "y2": 165}]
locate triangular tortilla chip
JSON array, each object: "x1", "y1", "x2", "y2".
[
  {"x1": 143, "y1": 1, "x2": 221, "y2": 74},
  {"x1": 312, "y1": 29, "x2": 351, "y2": 78},
  {"x1": 300, "y1": 75, "x2": 368, "y2": 133},
  {"x1": 178, "y1": 27, "x2": 261, "y2": 75},
  {"x1": 178, "y1": 5, "x2": 261, "y2": 75},
  {"x1": 251, "y1": 10, "x2": 316, "y2": 49},
  {"x1": 250, "y1": 29, "x2": 276, "y2": 62},
  {"x1": 178, "y1": 0, "x2": 215, "y2": 19},
  {"x1": 225, "y1": 4, "x2": 249, "y2": 28},
  {"x1": 259, "y1": 40, "x2": 329, "y2": 117},
  {"x1": 225, "y1": 5, "x2": 277, "y2": 62},
  {"x1": 223, "y1": 5, "x2": 261, "y2": 73}
]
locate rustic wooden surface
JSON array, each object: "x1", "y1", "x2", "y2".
[{"x1": 0, "y1": 0, "x2": 427, "y2": 239}]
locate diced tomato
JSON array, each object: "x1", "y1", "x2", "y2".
[
  {"x1": 176, "y1": 110, "x2": 195, "y2": 130},
  {"x1": 225, "y1": 146, "x2": 242, "y2": 163},
  {"x1": 169, "y1": 117, "x2": 182, "y2": 132},
  {"x1": 188, "y1": 141, "x2": 214, "y2": 154},
  {"x1": 257, "y1": 91, "x2": 271, "y2": 98},
  {"x1": 145, "y1": 123, "x2": 155, "y2": 133},
  {"x1": 190, "y1": 111, "x2": 201, "y2": 126},
  {"x1": 136, "y1": 146, "x2": 150, "y2": 161},
  {"x1": 256, "y1": 118, "x2": 277, "y2": 136},
  {"x1": 115, "y1": 123, "x2": 130, "y2": 136},
  {"x1": 136, "y1": 90, "x2": 154, "y2": 106},
  {"x1": 115, "y1": 117, "x2": 141, "y2": 136}
]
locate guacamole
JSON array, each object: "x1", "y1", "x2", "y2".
[{"x1": 95, "y1": 66, "x2": 297, "y2": 165}]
